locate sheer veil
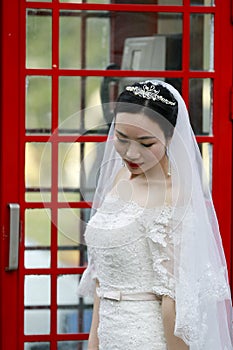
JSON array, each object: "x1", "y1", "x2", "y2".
[{"x1": 90, "y1": 80, "x2": 233, "y2": 349}]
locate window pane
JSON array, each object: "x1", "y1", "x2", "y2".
[
  {"x1": 189, "y1": 79, "x2": 212, "y2": 135},
  {"x1": 118, "y1": 12, "x2": 182, "y2": 71},
  {"x1": 58, "y1": 143, "x2": 81, "y2": 192},
  {"x1": 25, "y1": 250, "x2": 51, "y2": 269},
  {"x1": 59, "y1": 11, "x2": 81, "y2": 69},
  {"x1": 25, "y1": 143, "x2": 52, "y2": 202},
  {"x1": 25, "y1": 209, "x2": 51, "y2": 247},
  {"x1": 24, "y1": 310, "x2": 50, "y2": 335},
  {"x1": 57, "y1": 309, "x2": 92, "y2": 334},
  {"x1": 25, "y1": 343, "x2": 50, "y2": 350},
  {"x1": 60, "y1": 0, "x2": 109, "y2": 3},
  {"x1": 198, "y1": 143, "x2": 213, "y2": 191},
  {"x1": 59, "y1": 77, "x2": 81, "y2": 132},
  {"x1": 58, "y1": 209, "x2": 85, "y2": 256},
  {"x1": 190, "y1": 13, "x2": 214, "y2": 71},
  {"x1": 191, "y1": 0, "x2": 214, "y2": 5},
  {"x1": 26, "y1": 9, "x2": 52, "y2": 68},
  {"x1": 57, "y1": 341, "x2": 88, "y2": 350},
  {"x1": 26, "y1": 76, "x2": 52, "y2": 134},
  {"x1": 25, "y1": 275, "x2": 51, "y2": 306},
  {"x1": 57, "y1": 275, "x2": 79, "y2": 305},
  {"x1": 25, "y1": 209, "x2": 51, "y2": 268},
  {"x1": 86, "y1": 17, "x2": 110, "y2": 69}
]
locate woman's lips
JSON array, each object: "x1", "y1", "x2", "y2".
[{"x1": 125, "y1": 160, "x2": 142, "y2": 169}]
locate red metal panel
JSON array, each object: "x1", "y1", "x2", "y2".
[
  {"x1": 1, "y1": 1, "x2": 232, "y2": 349},
  {"x1": 0, "y1": 0, "x2": 21, "y2": 349},
  {"x1": 212, "y1": 0, "x2": 233, "y2": 288}
]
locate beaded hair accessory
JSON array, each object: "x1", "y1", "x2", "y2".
[{"x1": 126, "y1": 84, "x2": 176, "y2": 106}]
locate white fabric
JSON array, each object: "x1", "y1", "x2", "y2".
[
  {"x1": 79, "y1": 193, "x2": 178, "y2": 349},
  {"x1": 78, "y1": 80, "x2": 233, "y2": 349}
]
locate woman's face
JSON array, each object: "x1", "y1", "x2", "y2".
[{"x1": 114, "y1": 112, "x2": 168, "y2": 176}]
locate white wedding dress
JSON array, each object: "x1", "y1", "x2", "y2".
[{"x1": 78, "y1": 193, "x2": 182, "y2": 350}]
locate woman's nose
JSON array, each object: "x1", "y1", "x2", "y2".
[{"x1": 125, "y1": 142, "x2": 140, "y2": 160}]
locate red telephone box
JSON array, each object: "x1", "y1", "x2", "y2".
[{"x1": 1, "y1": 1, "x2": 232, "y2": 349}]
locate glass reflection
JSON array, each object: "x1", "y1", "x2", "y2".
[
  {"x1": 59, "y1": 77, "x2": 81, "y2": 132},
  {"x1": 190, "y1": 13, "x2": 214, "y2": 71},
  {"x1": 115, "y1": 12, "x2": 182, "y2": 71},
  {"x1": 191, "y1": 0, "x2": 214, "y2": 5},
  {"x1": 57, "y1": 275, "x2": 80, "y2": 305},
  {"x1": 24, "y1": 343, "x2": 50, "y2": 350},
  {"x1": 57, "y1": 309, "x2": 92, "y2": 334},
  {"x1": 59, "y1": 11, "x2": 81, "y2": 69},
  {"x1": 189, "y1": 79, "x2": 212, "y2": 135},
  {"x1": 24, "y1": 310, "x2": 50, "y2": 335},
  {"x1": 26, "y1": 76, "x2": 51, "y2": 134},
  {"x1": 26, "y1": 9, "x2": 52, "y2": 68},
  {"x1": 86, "y1": 17, "x2": 110, "y2": 69},
  {"x1": 198, "y1": 143, "x2": 212, "y2": 191},
  {"x1": 25, "y1": 209, "x2": 51, "y2": 247},
  {"x1": 25, "y1": 143, "x2": 52, "y2": 202},
  {"x1": 25, "y1": 275, "x2": 51, "y2": 306},
  {"x1": 25, "y1": 250, "x2": 51, "y2": 269},
  {"x1": 57, "y1": 341, "x2": 88, "y2": 350}
]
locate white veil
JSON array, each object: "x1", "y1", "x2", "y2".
[{"x1": 90, "y1": 80, "x2": 232, "y2": 349}]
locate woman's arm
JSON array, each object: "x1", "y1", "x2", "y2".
[
  {"x1": 87, "y1": 280, "x2": 100, "y2": 350},
  {"x1": 162, "y1": 296, "x2": 189, "y2": 350}
]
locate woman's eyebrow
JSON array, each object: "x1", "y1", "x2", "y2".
[{"x1": 115, "y1": 129, "x2": 156, "y2": 140}]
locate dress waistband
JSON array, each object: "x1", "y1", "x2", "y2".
[{"x1": 96, "y1": 288, "x2": 161, "y2": 302}]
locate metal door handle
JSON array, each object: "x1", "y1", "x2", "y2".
[{"x1": 6, "y1": 203, "x2": 20, "y2": 271}]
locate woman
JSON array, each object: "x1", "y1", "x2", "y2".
[{"x1": 78, "y1": 81, "x2": 233, "y2": 350}]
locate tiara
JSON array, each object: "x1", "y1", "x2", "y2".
[{"x1": 125, "y1": 84, "x2": 176, "y2": 106}]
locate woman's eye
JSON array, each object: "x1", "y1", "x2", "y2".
[
  {"x1": 117, "y1": 137, "x2": 128, "y2": 143},
  {"x1": 141, "y1": 143, "x2": 155, "y2": 148}
]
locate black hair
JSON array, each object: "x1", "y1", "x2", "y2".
[{"x1": 114, "y1": 81, "x2": 178, "y2": 139}]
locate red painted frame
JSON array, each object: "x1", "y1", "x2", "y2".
[
  {"x1": 0, "y1": 0, "x2": 232, "y2": 349},
  {"x1": 0, "y1": 1, "x2": 21, "y2": 349}
]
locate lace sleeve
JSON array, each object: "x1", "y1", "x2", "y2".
[
  {"x1": 77, "y1": 251, "x2": 97, "y2": 298},
  {"x1": 146, "y1": 208, "x2": 181, "y2": 300}
]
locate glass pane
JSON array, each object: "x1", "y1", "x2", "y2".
[
  {"x1": 58, "y1": 209, "x2": 84, "y2": 267},
  {"x1": 86, "y1": 17, "x2": 110, "y2": 69},
  {"x1": 58, "y1": 142, "x2": 106, "y2": 204},
  {"x1": 59, "y1": 11, "x2": 81, "y2": 69},
  {"x1": 25, "y1": 209, "x2": 51, "y2": 247},
  {"x1": 57, "y1": 341, "x2": 88, "y2": 350},
  {"x1": 157, "y1": 0, "x2": 182, "y2": 3},
  {"x1": 25, "y1": 250, "x2": 51, "y2": 269},
  {"x1": 57, "y1": 275, "x2": 79, "y2": 305},
  {"x1": 25, "y1": 209, "x2": 51, "y2": 268},
  {"x1": 25, "y1": 275, "x2": 51, "y2": 306},
  {"x1": 190, "y1": 13, "x2": 214, "y2": 71},
  {"x1": 198, "y1": 143, "x2": 212, "y2": 191},
  {"x1": 26, "y1": 9, "x2": 52, "y2": 68},
  {"x1": 26, "y1": 76, "x2": 52, "y2": 134},
  {"x1": 24, "y1": 310, "x2": 50, "y2": 335},
  {"x1": 189, "y1": 79, "x2": 212, "y2": 135},
  {"x1": 59, "y1": 77, "x2": 81, "y2": 132},
  {"x1": 60, "y1": 0, "x2": 109, "y2": 3},
  {"x1": 85, "y1": 77, "x2": 110, "y2": 131},
  {"x1": 58, "y1": 143, "x2": 80, "y2": 193},
  {"x1": 25, "y1": 143, "x2": 51, "y2": 202},
  {"x1": 57, "y1": 309, "x2": 92, "y2": 334},
  {"x1": 191, "y1": 0, "x2": 214, "y2": 5},
  {"x1": 119, "y1": 12, "x2": 182, "y2": 71},
  {"x1": 25, "y1": 343, "x2": 50, "y2": 350}
]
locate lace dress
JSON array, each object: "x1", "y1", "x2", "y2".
[{"x1": 78, "y1": 193, "x2": 181, "y2": 350}]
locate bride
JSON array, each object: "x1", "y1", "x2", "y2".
[{"x1": 78, "y1": 80, "x2": 232, "y2": 350}]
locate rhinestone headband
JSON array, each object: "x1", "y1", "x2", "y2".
[{"x1": 125, "y1": 84, "x2": 176, "y2": 106}]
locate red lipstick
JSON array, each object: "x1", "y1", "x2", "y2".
[{"x1": 125, "y1": 160, "x2": 142, "y2": 169}]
